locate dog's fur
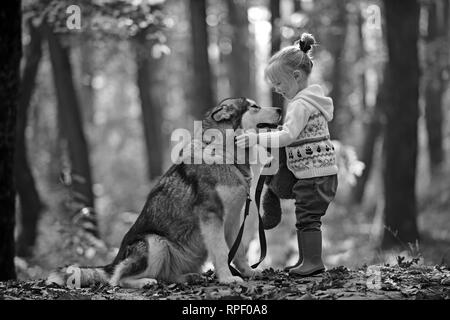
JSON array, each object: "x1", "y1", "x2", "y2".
[{"x1": 47, "y1": 98, "x2": 281, "y2": 288}]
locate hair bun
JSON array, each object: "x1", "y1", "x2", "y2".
[{"x1": 298, "y1": 33, "x2": 315, "y2": 53}]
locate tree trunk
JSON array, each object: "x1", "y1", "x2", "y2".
[
  {"x1": 227, "y1": 0, "x2": 252, "y2": 98},
  {"x1": 135, "y1": 33, "x2": 164, "y2": 180},
  {"x1": 381, "y1": 0, "x2": 420, "y2": 249},
  {"x1": 357, "y1": 9, "x2": 367, "y2": 113},
  {"x1": 0, "y1": 0, "x2": 21, "y2": 280},
  {"x1": 15, "y1": 20, "x2": 44, "y2": 258},
  {"x1": 293, "y1": 0, "x2": 302, "y2": 12},
  {"x1": 189, "y1": 0, "x2": 215, "y2": 119},
  {"x1": 352, "y1": 74, "x2": 387, "y2": 204},
  {"x1": 352, "y1": 5, "x2": 388, "y2": 205},
  {"x1": 424, "y1": 0, "x2": 449, "y2": 175},
  {"x1": 46, "y1": 27, "x2": 98, "y2": 237},
  {"x1": 79, "y1": 38, "x2": 95, "y2": 125},
  {"x1": 270, "y1": 0, "x2": 284, "y2": 108},
  {"x1": 326, "y1": 1, "x2": 348, "y2": 141}
]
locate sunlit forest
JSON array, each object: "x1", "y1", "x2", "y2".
[{"x1": 0, "y1": 0, "x2": 449, "y2": 300}]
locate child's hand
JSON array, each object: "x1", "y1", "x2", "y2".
[{"x1": 235, "y1": 132, "x2": 258, "y2": 148}]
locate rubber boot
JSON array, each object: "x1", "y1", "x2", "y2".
[
  {"x1": 284, "y1": 230, "x2": 303, "y2": 271},
  {"x1": 261, "y1": 187, "x2": 282, "y2": 230},
  {"x1": 289, "y1": 231, "x2": 325, "y2": 276}
]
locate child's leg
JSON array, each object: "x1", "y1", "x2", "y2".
[{"x1": 288, "y1": 174, "x2": 338, "y2": 276}]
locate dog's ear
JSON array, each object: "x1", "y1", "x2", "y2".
[{"x1": 212, "y1": 104, "x2": 235, "y2": 122}]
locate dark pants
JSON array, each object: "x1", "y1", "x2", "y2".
[{"x1": 293, "y1": 174, "x2": 338, "y2": 232}]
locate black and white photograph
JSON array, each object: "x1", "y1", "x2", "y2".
[{"x1": 0, "y1": 0, "x2": 449, "y2": 307}]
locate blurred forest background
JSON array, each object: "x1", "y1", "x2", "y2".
[{"x1": 1, "y1": 0, "x2": 449, "y2": 281}]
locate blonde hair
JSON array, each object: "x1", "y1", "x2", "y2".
[{"x1": 265, "y1": 33, "x2": 316, "y2": 85}]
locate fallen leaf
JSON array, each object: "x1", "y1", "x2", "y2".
[
  {"x1": 441, "y1": 277, "x2": 450, "y2": 286},
  {"x1": 299, "y1": 293, "x2": 316, "y2": 300}
]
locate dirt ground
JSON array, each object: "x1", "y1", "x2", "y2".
[{"x1": 1, "y1": 263, "x2": 449, "y2": 300}]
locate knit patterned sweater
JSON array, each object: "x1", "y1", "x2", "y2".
[{"x1": 257, "y1": 84, "x2": 338, "y2": 179}]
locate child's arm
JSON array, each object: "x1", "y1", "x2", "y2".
[{"x1": 236, "y1": 101, "x2": 312, "y2": 148}]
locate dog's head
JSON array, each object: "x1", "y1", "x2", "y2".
[{"x1": 205, "y1": 97, "x2": 282, "y2": 131}]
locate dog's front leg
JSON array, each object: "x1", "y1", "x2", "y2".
[
  {"x1": 224, "y1": 205, "x2": 257, "y2": 279},
  {"x1": 200, "y1": 216, "x2": 243, "y2": 284},
  {"x1": 223, "y1": 189, "x2": 262, "y2": 279}
]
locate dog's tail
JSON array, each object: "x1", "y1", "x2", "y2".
[{"x1": 46, "y1": 264, "x2": 112, "y2": 288}]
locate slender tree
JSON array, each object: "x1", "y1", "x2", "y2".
[
  {"x1": 0, "y1": 0, "x2": 21, "y2": 280},
  {"x1": 227, "y1": 0, "x2": 252, "y2": 98},
  {"x1": 357, "y1": 8, "x2": 368, "y2": 113},
  {"x1": 325, "y1": 1, "x2": 348, "y2": 141},
  {"x1": 46, "y1": 26, "x2": 98, "y2": 237},
  {"x1": 270, "y1": 0, "x2": 284, "y2": 108},
  {"x1": 381, "y1": 0, "x2": 420, "y2": 249},
  {"x1": 352, "y1": 7, "x2": 386, "y2": 204},
  {"x1": 424, "y1": 0, "x2": 449, "y2": 175},
  {"x1": 293, "y1": 0, "x2": 302, "y2": 12},
  {"x1": 135, "y1": 32, "x2": 164, "y2": 180},
  {"x1": 189, "y1": 0, "x2": 215, "y2": 119},
  {"x1": 15, "y1": 20, "x2": 44, "y2": 257},
  {"x1": 79, "y1": 37, "x2": 95, "y2": 125},
  {"x1": 352, "y1": 72, "x2": 387, "y2": 204}
]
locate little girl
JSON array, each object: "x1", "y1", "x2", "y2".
[{"x1": 236, "y1": 33, "x2": 338, "y2": 276}]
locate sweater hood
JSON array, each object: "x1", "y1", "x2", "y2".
[{"x1": 291, "y1": 84, "x2": 334, "y2": 121}]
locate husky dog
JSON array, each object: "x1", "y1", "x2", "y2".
[{"x1": 47, "y1": 98, "x2": 281, "y2": 288}]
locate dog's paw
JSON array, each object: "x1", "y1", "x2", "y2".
[
  {"x1": 176, "y1": 273, "x2": 205, "y2": 285},
  {"x1": 119, "y1": 278, "x2": 158, "y2": 289},
  {"x1": 243, "y1": 269, "x2": 263, "y2": 280},
  {"x1": 218, "y1": 275, "x2": 243, "y2": 284},
  {"x1": 141, "y1": 278, "x2": 158, "y2": 288},
  {"x1": 234, "y1": 265, "x2": 263, "y2": 279}
]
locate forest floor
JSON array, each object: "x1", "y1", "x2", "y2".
[{"x1": 1, "y1": 263, "x2": 449, "y2": 300}]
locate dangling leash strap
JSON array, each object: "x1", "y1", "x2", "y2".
[{"x1": 228, "y1": 173, "x2": 267, "y2": 277}]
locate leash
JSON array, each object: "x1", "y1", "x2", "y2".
[{"x1": 227, "y1": 172, "x2": 267, "y2": 277}]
